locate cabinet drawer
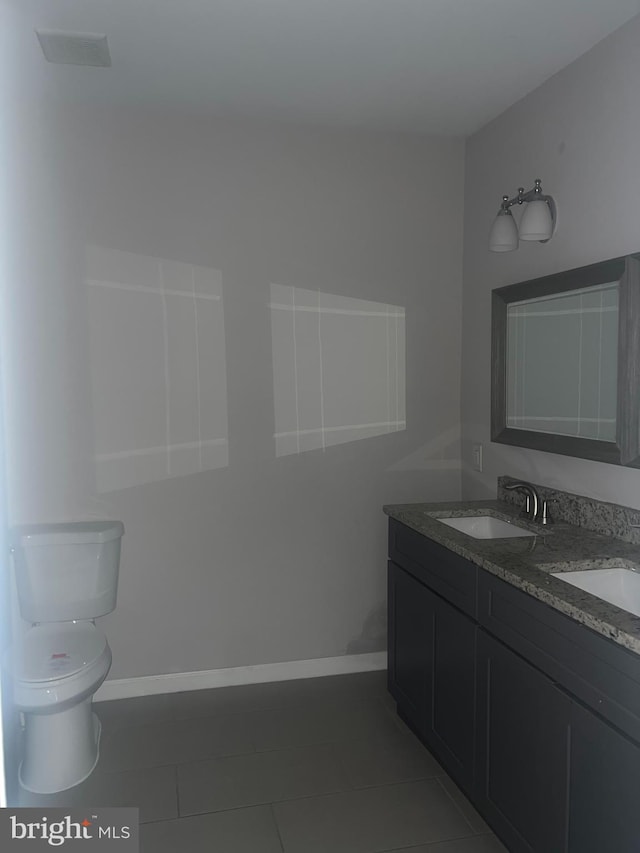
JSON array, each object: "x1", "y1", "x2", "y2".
[
  {"x1": 389, "y1": 519, "x2": 477, "y2": 617},
  {"x1": 478, "y1": 570, "x2": 640, "y2": 743}
]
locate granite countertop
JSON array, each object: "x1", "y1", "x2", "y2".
[{"x1": 384, "y1": 499, "x2": 640, "y2": 655}]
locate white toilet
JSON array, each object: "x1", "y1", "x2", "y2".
[{"x1": 9, "y1": 520, "x2": 124, "y2": 794}]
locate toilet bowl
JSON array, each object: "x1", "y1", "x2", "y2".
[
  {"x1": 9, "y1": 520, "x2": 124, "y2": 794},
  {"x1": 12, "y1": 621, "x2": 112, "y2": 793}
]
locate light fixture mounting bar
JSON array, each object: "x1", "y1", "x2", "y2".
[{"x1": 499, "y1": 178, "x2": 552, "y2": 211}]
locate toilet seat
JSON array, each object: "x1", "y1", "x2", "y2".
[
  {"x1": 11, "y1": 623, "x2": 111, "y2": 713},
  {"x1": 17, "y1": 622, "x2": 107, "y2": 683}
]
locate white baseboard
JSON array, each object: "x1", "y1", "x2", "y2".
[{"x1": 94, "y1": 651, "x2": 387, "y2": 702}]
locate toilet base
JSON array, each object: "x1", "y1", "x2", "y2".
[{"x1": 19, "y1": 699, "x2": 102, "y2": 794}]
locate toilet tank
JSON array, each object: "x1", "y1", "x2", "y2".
[{"x1": 11, "y1": 521, "x2": 124, "y2": 623}]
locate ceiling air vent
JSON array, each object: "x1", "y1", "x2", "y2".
[{"x1": 35, "y1": 30, "x2": 111, "y2": 67}]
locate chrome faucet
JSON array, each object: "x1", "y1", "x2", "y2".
[{"x1": 504, "y1": 481, "x2": 540, "y2": 522}]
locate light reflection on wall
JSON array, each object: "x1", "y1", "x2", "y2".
[
  {"x1": 85, "y1": 246, "x2": 229, "y2": 492},
  {"x1": 270, "y1": 284, "x2": 405, "y2": 456}
]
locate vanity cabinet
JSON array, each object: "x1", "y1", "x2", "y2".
[{"x1": 387, "y1": 517, "x2": 640, "y2": 853}]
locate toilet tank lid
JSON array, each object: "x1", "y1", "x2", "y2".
[{"x1": 12, "y1": 521, "x2": 124, "y2": 547}]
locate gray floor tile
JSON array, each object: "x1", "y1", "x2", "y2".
[
  {"x1": 172, "y1": 682, "x2": 290, "y2": 719},
  {"x1": 171, "y1": 672, "x2": 389, "y2": 721},
  {"x1": 98, "y1": 714, "x2": 254, "y2": 773},
  {"x1": 17, "y1": 765, "x2": 178, "y2": 824},
  {"x1": 248, "y1": 699, "x2": 403, "y2": 752},
  {"x1": 337, "y1": 730, "x2": 444, "y2": 788},
  {"x1": 437, "y1": 775, "x2": 492, "y2": 834},
  {"x1": 94, "y1": 694, "x2": 174, "y2": 733},
  {"x1": 273, "y1": 779, "x2": 476, "y2": 853},
  {"x1": 140, "y1": 805, "x2": 283, "y2": 853},
  {"x1": 382, "y1": 835, "x2": 508, "y2": 853},
  {"x1": 178, "y1": 742, "x2": 351, "y2": 815},
  {"x1": 284, "y1": 671, "x2": 389, "y2": 702}
]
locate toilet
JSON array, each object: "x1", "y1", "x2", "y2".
[{"x1": 9, "y1": 520, "x2": 124, "y2": 794}]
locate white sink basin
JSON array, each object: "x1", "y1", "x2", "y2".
[
  {"x1": 552, "y1": 568, "x2": 640, "y2": 618},
  {"x1": 435, "y1": 515, "x2": 536, "y2": 539}
]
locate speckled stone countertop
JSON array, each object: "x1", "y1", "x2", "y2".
[{"x1": 383, "y1": 499, "x2": 640, "y2": 656}]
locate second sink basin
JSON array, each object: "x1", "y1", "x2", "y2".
[
  {"x1": 435, "y1": 515, "x2": 536, "y2": 539},
  {"x1": 551, "y1": 567, "x2": 640, "y2": 618}
]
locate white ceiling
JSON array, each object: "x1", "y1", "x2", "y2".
[{"x1": 5, "y1": 0, "x2": 640, "y2": 135}]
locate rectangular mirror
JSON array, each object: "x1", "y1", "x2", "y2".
[
  {"x1": 506, "y1": 281, "x2": 619, "y2": 441},
  {"x1": 492, "y1": 254, "x2": 640, "y2": 466}
]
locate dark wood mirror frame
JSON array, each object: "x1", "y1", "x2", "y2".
[{"x1": 491, "y1": 253, "x2": 640, "y2": 466}]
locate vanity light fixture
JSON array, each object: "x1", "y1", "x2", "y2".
[{"x1": 489, "y1": 179, "x2": 557, "y2": 253}]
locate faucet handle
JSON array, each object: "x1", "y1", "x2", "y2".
[
  {"x1": 540, "y1": 498, "x2": 555, "y2": 526},
  {"x1": 519, "y1": 494, "x2": 531, "y2": 518}
]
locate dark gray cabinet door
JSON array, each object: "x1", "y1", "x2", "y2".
[
  {"x1": 387, "y1": 560, "x2": 432, "y2": 736},
  {"x1": 476, "y1": 629, "x2": 571, "y2": 853},
  {"x1": 388, "y1": 560, "x2": 477, "y2": 789},
  {"x1": 430, "y1": 593, "x2": 477, "y2": 792},
  {"x1": 568, "y1": 699, "x2": 640, "y2": 853}
]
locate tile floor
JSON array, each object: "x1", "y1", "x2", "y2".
[{"x1": 17, "y1": 671, "x2": 508, "y2": 852}]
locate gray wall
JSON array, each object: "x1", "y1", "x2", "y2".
[
  {"x1": 462, "y1": 14, "x2": 640, "y2": 507},
  {"x1": 4, "y1": 103, "x2": 464, "y2": 680}
]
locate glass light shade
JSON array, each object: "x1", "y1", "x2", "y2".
[
  {"x1": 489, "y1": 209, "x2": 518, "y2": 253},
  {"x1": 519, "y1": 198, "x2": 553, "y2": 241}
]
